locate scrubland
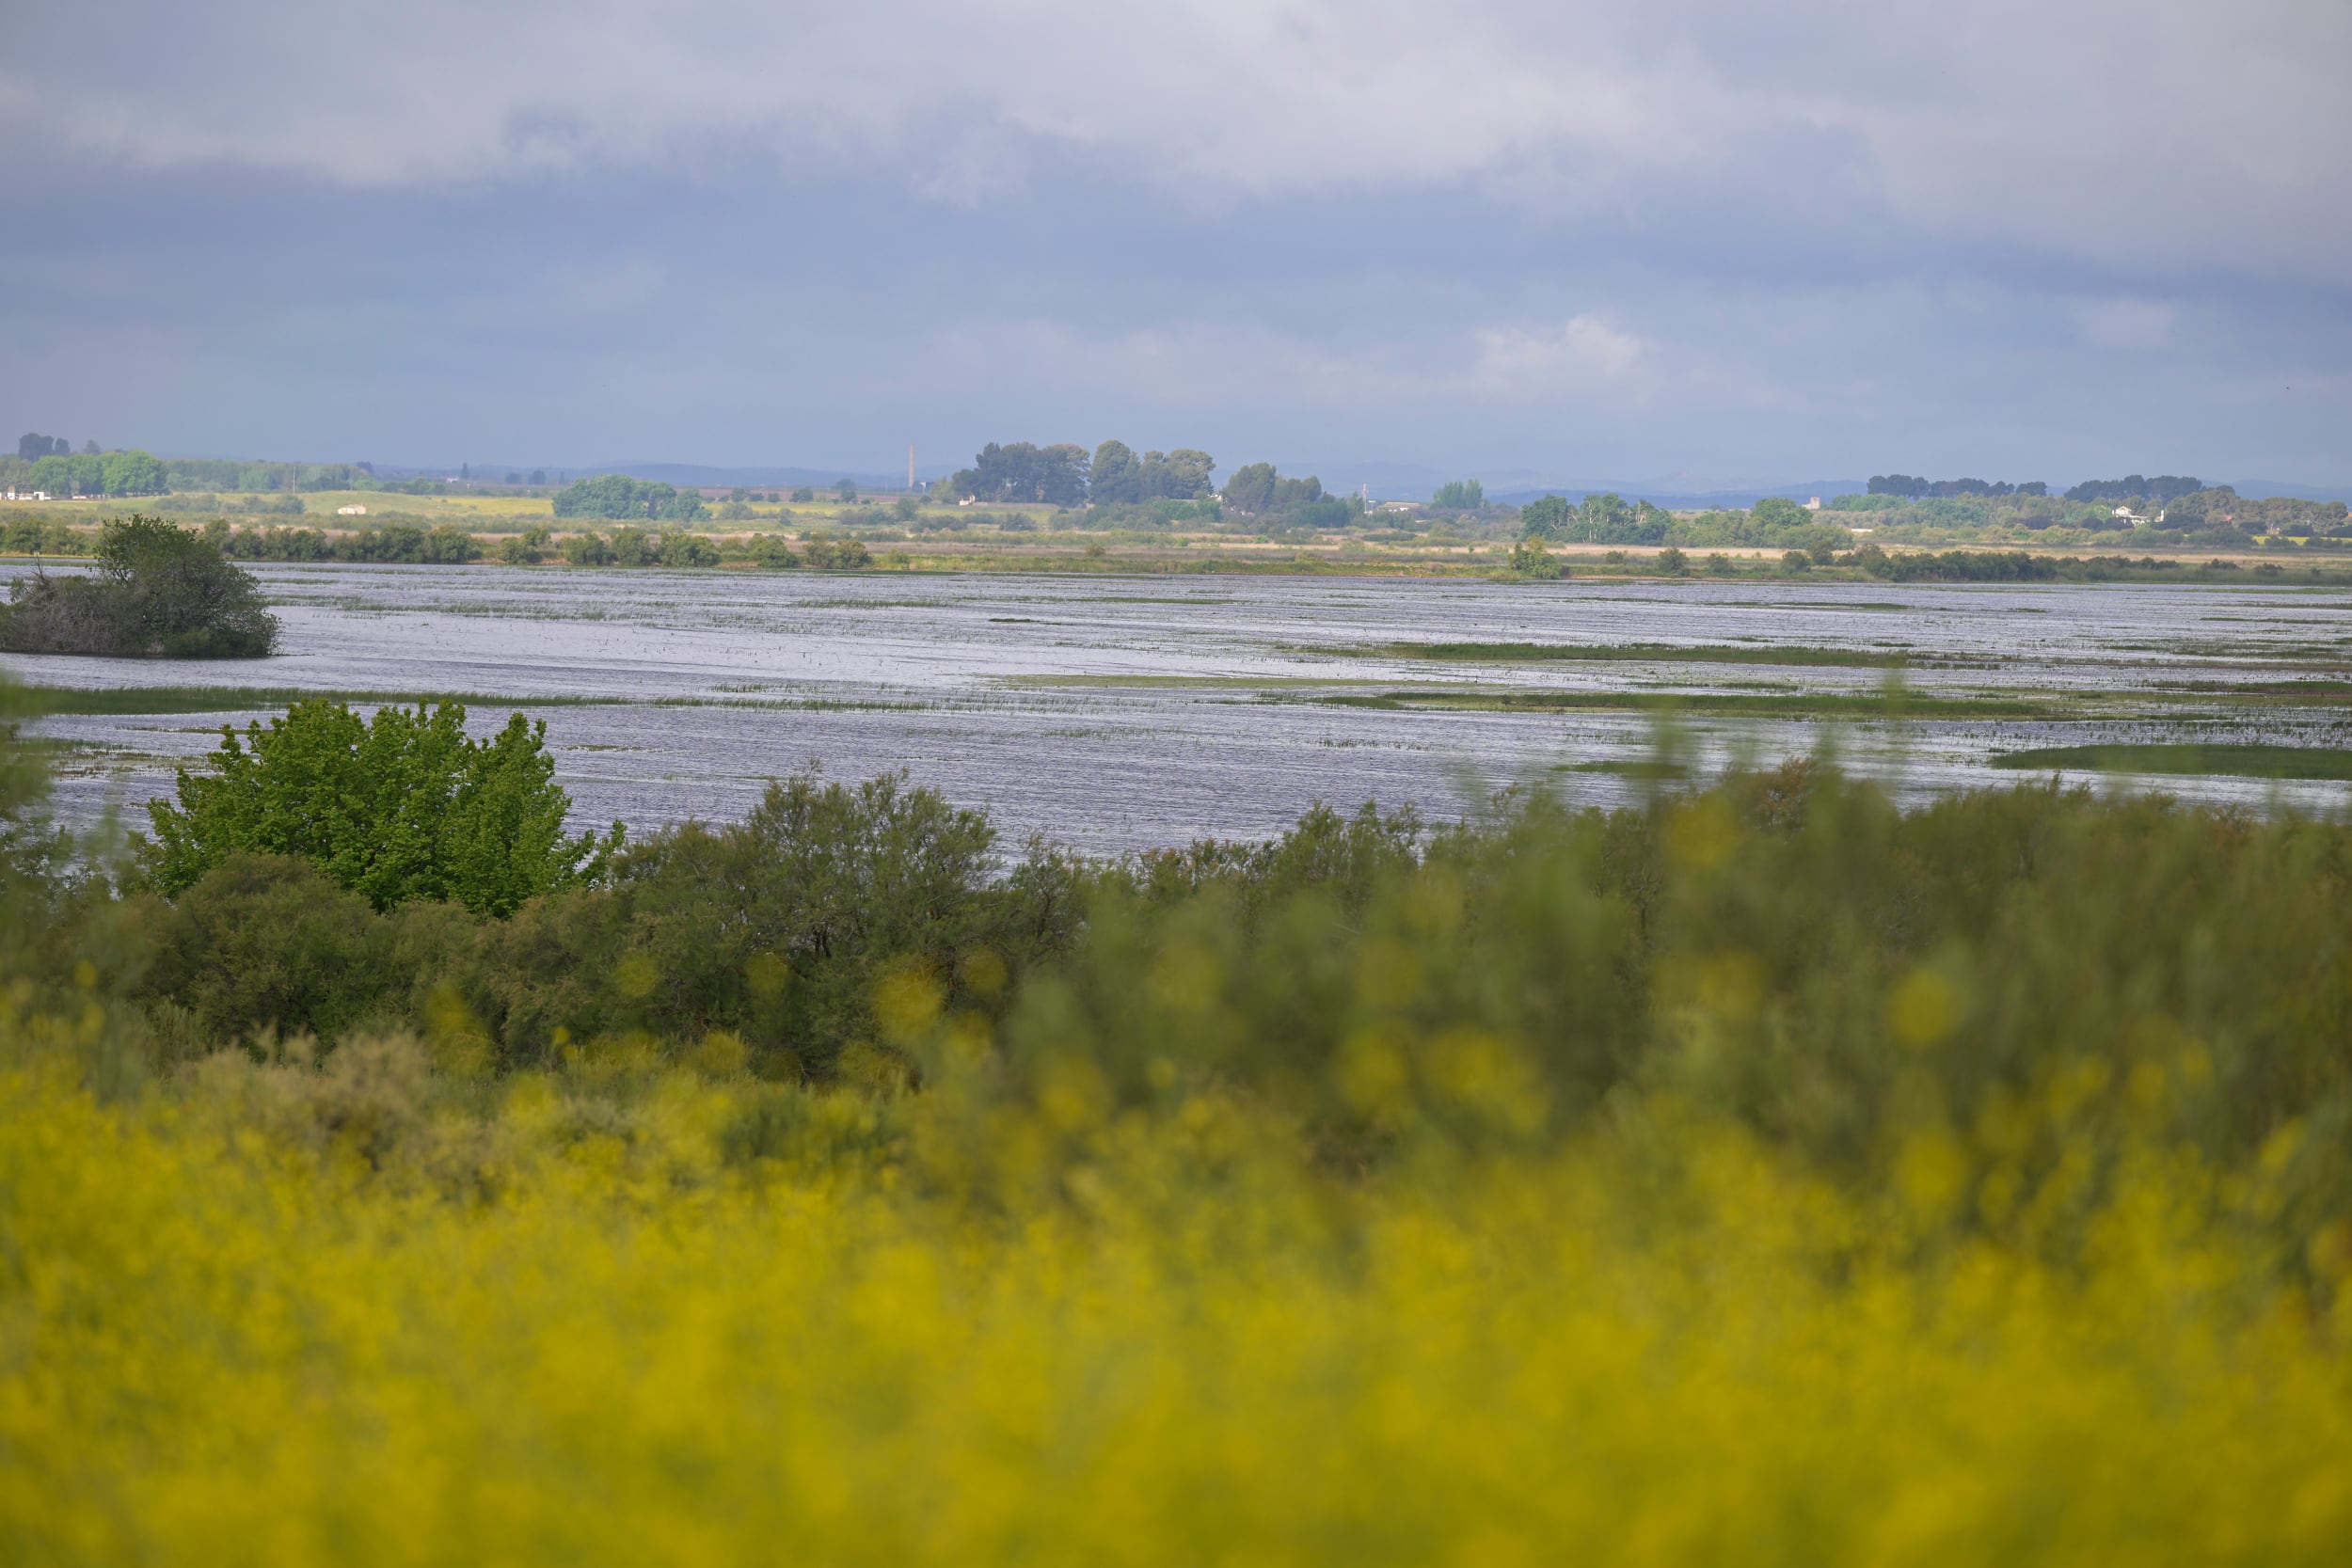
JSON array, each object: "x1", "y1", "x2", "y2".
[{"x1": 5, "y1": 715, "x2": 2352, "y2": 1563}]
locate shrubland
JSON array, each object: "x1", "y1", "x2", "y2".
[{"x1": 4, "y1": 689, "x2": 2352, "y2": 1561}]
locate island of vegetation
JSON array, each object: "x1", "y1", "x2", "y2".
[{"x1": 0, "y1": 514, "x2": 278, "y2": 657}]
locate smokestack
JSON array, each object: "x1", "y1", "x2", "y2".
[{"x1": 908, "y1": 443, "x2": 915, "y2": 490}]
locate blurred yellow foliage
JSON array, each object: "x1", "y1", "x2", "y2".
[{"x1": 1, "y1": 1040, "x2": 2347, "y2": 1566}]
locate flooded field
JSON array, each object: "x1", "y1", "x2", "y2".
[{"x1": 8, "y1": 562, "x2": 2352, "y2": 852}]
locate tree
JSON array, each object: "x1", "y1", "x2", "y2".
[
  {"x1": 16, "y1": 433, "x2": 66, "y2": 462},
  {"x1": 1432, "y1": 479, "x2": 1485, "y2": 510},
  {"x1": 146, "y1": 698, "x2": 623, "y2": 915},
  {"x1": 948, "y1": 442, "x2": 1090, "y2": 506},
  {"x1": 1520, "y1": 495, "x2": 1570, "y2": 541},
  {"x1": 460, "y1": 463, "x2": 471, "y2": 481},
  {"x1": 835, "y1": 478, "x2": 859, "y2": 501},
  {"x1": 1089, "y1": 440, "x2": 1143, "y2": 505},
  {"x1": 791, "y1": 487, "x2": 815, "y2": 502},
  {"x1": 1752, "y1": 496, "x2": 1808, "y2": 529},
  {"x1": 552, "y1": 474, "x2": 703, "y2": 521},
  {"x1": 80, "y1": 439, "x2": 100, "y2": 456},
  {"x1": 529, "y1": 469, "x2": 548, "y2": 485},
  {"x1": 0, "y1": 515, "x2": 278, "y2": 657},
  {"x1": 1140, "y1": 448, "x2": 1214, "y2": 500},
  {"x1": 99, "y1": 450, "x2": 166, "y2": 497},
  {"x1": 1223, "y1": 462, "x2": 1278, "y2": 515}
]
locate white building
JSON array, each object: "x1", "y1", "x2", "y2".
[{"x1": 337, "y1": 504, "x2": 369, "y2": 516}]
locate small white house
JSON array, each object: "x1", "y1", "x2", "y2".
[
  {"x1": 1804, "y1": 497, "x2": 1822, "y2": 511},
  {"x1": 337, "y1": 504, "x2": 369, "y2": 516}
]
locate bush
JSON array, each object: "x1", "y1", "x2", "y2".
[
  {"x1": 0, "y1": 515, "x2": 278, "y2": 657},
  {"x1": 145, "y1": 699, "x2": 622, "y2": 915},
  {"x1": 458, "y1": 770, "x2": 1079, "y2": 1077},
  {"x1": 658, "y1": 532, "x2": 721, "y2": 568},
  {"x1": 803, "y1": 536, "x2": 872, "y2": 570},
  {"x1": 1506, "y1": 539, "x2": 1563, "y2": 578},
  {"x1": 135, "y1": 854, "x2": 405, "y2": 1047}
]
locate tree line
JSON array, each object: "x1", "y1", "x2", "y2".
[
  {"x1": 941, "y1": 440, "x2": 1362, "y2": 524},
  {"x1": 1867, "y1": 474, "x2": 2051, "y2": 499},
  {"x1": 551, "y1": 474, "x2": 707, "y2": 522}
]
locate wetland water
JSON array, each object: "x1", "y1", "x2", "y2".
[{"x1": 8, "y1": 562, "x2": 2352, "y2": 852}]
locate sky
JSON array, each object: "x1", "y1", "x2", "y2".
[{"x1": 4, "y1": 0, "x2": 2348, "y2": 492}]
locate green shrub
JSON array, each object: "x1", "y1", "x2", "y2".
[
  {"x1": 137, "y1": 854, "x2": 405, "y2": 1047},
  {"x1": 146, "y1": 699, "x2": 621, "y2": 915},
  {"x1": 458, "y1": 770, "x2": 1079, "y2": 1077},
  {"x1": 804, "y1": 536, "x2": 872, "y2": 569}
]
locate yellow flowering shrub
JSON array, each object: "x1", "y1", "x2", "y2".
[{"x1": 2, "y1": 1015, "x2": 2347, "y2": 1566}]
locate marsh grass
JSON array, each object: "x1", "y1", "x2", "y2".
[
  {"x1": 1380, "y1": 640, "x2": 1922, "y2": 668},
  {"x1": 1316, "y1": 688, "x2": 2065, "y2": 718},
  {"x1": 1993, "y1": 742, "x2": 2352, "y2": 779},
  {"x1": 17, "y1": 685, "x2": 628, "y2": 716}
]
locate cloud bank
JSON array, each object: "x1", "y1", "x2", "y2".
[{"x1": 2, "y1": 0, "x2": 2346, "y2": 483}]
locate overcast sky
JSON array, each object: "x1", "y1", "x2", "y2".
[{"x1": 4, "y1": 0, "x2": 2347, "y2": 489}]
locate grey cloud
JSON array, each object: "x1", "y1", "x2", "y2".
[{"x1": 8, "y1": 2, "x2": 2347, "y2": 282}]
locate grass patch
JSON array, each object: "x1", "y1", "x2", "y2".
[
  {"x1": 12, "y1": 686, "x2": 626, "y2": 717},
  {"x1": 1317, "y1": 689, "x2": 2062, "y2": 719},
  {"x1": 1990, "y1": 744, "x2": 2352, "y2": 780},
  {"x1": 1382, "y1": 641, "x2": 1916, "y2": 668}
]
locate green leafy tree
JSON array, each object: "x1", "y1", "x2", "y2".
[
  {"x1": 1141, "y1": 449, "x2": 1215, "y2": 500},
  {"x1": 98, "y1": 450, "x2": 166, "y2": 496},
  {"x1": 835, "y1": 478, "x2": 859, "y2": 502},
  {"x1": 1520, "y1": 495, "x2": 1570, "y2": 540},
  {"x1": 1089, "y1": 440, "x2": 1143, "y2": 505},
  {"x1": 145, "y1": 698, "x2": 622, "y2": 915},
  {"x1": 948, "y1": 443, "x2": 1090, "y2": 505},
  {"x1": 1432, "y1": 479, "x2": 1485, "y2": 510},
  {"x1": 552, "y1": 474, "x2": 703, "y2": 521},
  {"x1": 1223, "y1": 462, "x2": 1278, "y2": 515}
]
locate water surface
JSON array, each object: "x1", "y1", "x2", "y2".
[{"x1": 8, "y1": 563, "x2": 2348, "y2": 850}]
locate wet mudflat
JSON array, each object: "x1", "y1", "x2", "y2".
[{"x1": 8, "y1": 562, "x2": 2350, "y2": 852}]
